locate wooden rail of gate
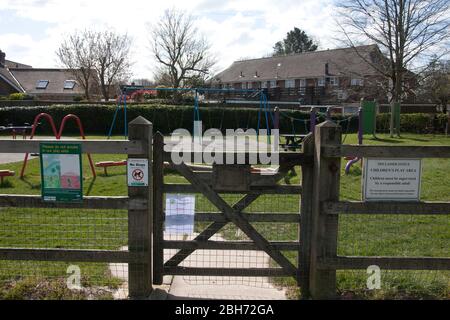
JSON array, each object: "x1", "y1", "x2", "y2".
[
  {"x1": 310, "y1": 120, "x2": 450, "y2": 299},
  {"x1": 152, "y1": 132, "x2": 315, "y2": 296},
  {"x1": 0, "y1": 116, "x2": 153, "y2": 299}
]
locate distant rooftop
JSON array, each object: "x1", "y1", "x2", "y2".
[
  {"x1": 10, "y1": 68, "x2": 83, "y2": 95},
  {"x1": 215, "y1": 45, "x2": 385, "y2": 83},
  {"x1": 5, "y1": 60, "x2": 32, "y2": 69}
]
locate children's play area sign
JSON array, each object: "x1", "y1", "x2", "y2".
[
  {"x1": 363, "y1": 158, "x2": 422, "y2": 201},
  {"x1": 40, "y1": 143, "x2": 83, "y2": 202}
]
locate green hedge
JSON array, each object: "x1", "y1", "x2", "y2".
[
  {"x1": 0, "y1": 104, "x2": 447, "y2": 136},
  {"x1": 0, "y1": 104, "x2": 314, "y2": 135},
  {"x1": 376, "y1": 113, "x2": 448, "y2": 134}
]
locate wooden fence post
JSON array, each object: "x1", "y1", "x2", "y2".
[
  {"x1": 153, "y1": 132, "x2": 164, "y2": 285},
  {"x1": 299, "y1": 133, "x2": 314, "y2": 298},
  {"x1": 128, "y1": 116, "x2": 153, "y2": 299},
  {"x1": 309, "y1": 120, "x2": 341, "y2": 299}
]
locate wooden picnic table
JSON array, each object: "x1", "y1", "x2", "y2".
[{"x1": 279, "y1": 134, "x2": 307, "y2": 151}]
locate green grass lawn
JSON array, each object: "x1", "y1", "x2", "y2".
[{"x1": 0, "y1": 133, "x2": 448, "y2": 299}]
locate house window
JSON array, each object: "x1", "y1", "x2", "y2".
[
  {"x1": 317, "y1": 78, "x2": 325, "y2": 87},
  {"x1": 64, "y1": 80, "x2": 76, "y2": 90},
  {"x1": 261, "y1": 81, "x2": 268, "y2": 89},
  {"x1": 351, "y1": 78, "x2": 364, "y2": 86},
  {"x1": 247, "y1": 82, "x2": 252, "y2": 89},
  {"x1": 329, "y1": 77, "x2": 339, "y2": 86},
  {"x1": 299, "y1": 79, "x2": 306, "y2": 88},
  {"x1": 36, "y1": 80, "x2": 49, "y2": 89},
  {"x1": 241, "y1": 82, "x2": 247, "y2": 89},
  {"x1": 336, "y1": 90, "x2": 347, "y2": 100},
  {"x1": 285, "y1": 79, "x2": 295, "y2": 88},
  {"x1": 269, "y1": 80, "x2": 277, "y2": 88}
]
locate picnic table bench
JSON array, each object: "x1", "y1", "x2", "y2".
[{"x1": 279, "y1": 134, "x2": 307, "y2": 151}]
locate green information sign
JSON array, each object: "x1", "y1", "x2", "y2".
[{"x1": 40, "y1": 143, "x2": 83, "y2": 202}]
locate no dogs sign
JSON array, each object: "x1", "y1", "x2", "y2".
[{"x1": 127, "y1": 159, "x2": 148, "y2": 187}]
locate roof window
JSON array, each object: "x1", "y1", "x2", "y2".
[
  {"x1": 64, "y1": 80, "x2": 76, "y2": 90},
  {"x1": 36, "y1": 80, "x2": 49, "y2": 89}
]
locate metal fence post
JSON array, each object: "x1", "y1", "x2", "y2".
[
  {"x1": 128, "y1": 116, "x2": 153, "y2": 299},
  {"x1": 309, "y1": 120, "x2": 341, "y2": 299}
]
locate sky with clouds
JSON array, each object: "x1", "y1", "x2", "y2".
[{"x1": 1, "y1": 0, "x2": 346, "y2": 79}]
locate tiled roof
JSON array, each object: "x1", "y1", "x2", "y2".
[
  {"x1": 9, "y1": 68, "x2": 84, "y2": 95},
  {"x1": 0, "y1": 67, "x2": 23, "y2": 92},
  {"x1": 215, "y1": 45, "x2": 384, "y2": 83},
  {"x1": 5, "y1": 59, "x2": 32, "y2": 69}
]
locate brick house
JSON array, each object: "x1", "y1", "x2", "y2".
[
  {"x1": 0, "y1": 50, "x2": 85, "y2": 101},
  {"x1": 213, "y1": 45, "x2": 396, "y2": 104}
]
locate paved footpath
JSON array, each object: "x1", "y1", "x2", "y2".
[
  {"x1": 0, "y1": 136, "x2": 79, "y2": 165},
  {"x1": 110, "y1": 234, "x2": 287, "y2": 300},
  {"x1": 0, "y1": 153, "x2": 32, "y2": 165}
]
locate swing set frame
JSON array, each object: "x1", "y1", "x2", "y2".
[{"x1": 107, "y1": 86, "x2": 274, "y2": 139}]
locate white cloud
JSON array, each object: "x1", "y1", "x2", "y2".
[{"x1": 0, "y1": 0, "x2": 340, "y2": 79}]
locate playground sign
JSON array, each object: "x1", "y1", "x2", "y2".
[
  {"x1": 363, "y1": 158, "x2": 422, "y2": 201},
  {"x1": 127, "y1": 159, "x2": 148, "y2": 187},
  {"x1": 40, "y1": 143, "x2": 82, "y2": 202}
]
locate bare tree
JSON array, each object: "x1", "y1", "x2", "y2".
[
  {"x1": 418, "y1": 58, "x2": 450, "y2": 112},
  {"x1": 94, "y1": 31, "x2": 132, "y2": 101},
  {"x1": 153, "y1": 67, "x2": 173, "y2": 86},
  {"x1": 56, "y1": 30, "x2": 97, "y2": 100},
  {"x1": 336, "y1": 0, "x2": 450, "y2": 136},
  {"x1": 57, "y1": 29, "x2": 132, "y2": 101},
  {"x1": 131, "y1": 78, "x2": 155, "y2": 87},
  {"x1": 149, "y1": 8, "x2": 216, "y2": 89}
]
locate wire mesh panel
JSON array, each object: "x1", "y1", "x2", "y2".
[
  {"x1": 337, "y1": 214, "x2": 450, "y2": 299},
  {"x1": 162, "y1": 192, "x2": 300, "y2": 288},
  {"x1": 0, "y1": 207, "x2": 129, "y2": 300}
]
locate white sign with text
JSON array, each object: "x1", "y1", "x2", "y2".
[
  {"x1": 165, "y1": 194, "x2": 195, "y2": 234},
  {"x1": 127, "y1": 159, "x2": 148, "y2": 187},
  {"x1": 363, "y1": 158, "x2": 422, "y2": 201}
]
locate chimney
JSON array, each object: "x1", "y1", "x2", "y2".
[{"x1": 0, "y1": 50, "x2": 5, "y2": 68}]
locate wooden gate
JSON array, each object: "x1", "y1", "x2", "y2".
[{"x1": 152, "y1": 132, "x2": 315, "y2": 297}]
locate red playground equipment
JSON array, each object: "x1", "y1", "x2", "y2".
[
  {"x1": 0, "y1": 170, "x2": 15, "y2": 184},
  {"x1": 20, "y1": 113, "x2": 96, "y2": 179},
  {"x1": 95, "y1": 160, "x2": 127, "y2": 176}
]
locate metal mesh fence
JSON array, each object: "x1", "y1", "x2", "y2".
[
  {"x1": 162, "y1": 193, "x2": 300, "y2": 288},
  {"x1": 0, "y1": 207, "x2": 129, "y2": 299},
  {"x1": 337, "y1": 214, "x2": 450, "y2": 299}
]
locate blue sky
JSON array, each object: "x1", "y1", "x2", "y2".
[{"x1": 0, "y1": 0, "x2": 340, "y2": 79}]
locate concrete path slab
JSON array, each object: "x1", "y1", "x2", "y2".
[
  {"x1": 0, "y1": 136, "x2": 81, "y2": 165},
  {"x1": 109, "y1": 234, "x2": 288, "y2": 300},
  {"x1": 0, "y1": 153, "x2": 33, "y2": 165},
  {"x1": 165, "y1": 234, "x2": 286, "y2": 300}
]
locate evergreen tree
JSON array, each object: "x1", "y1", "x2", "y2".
[{"x1": 273, "y1": 27, "x2": 318, "y2": 56}]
